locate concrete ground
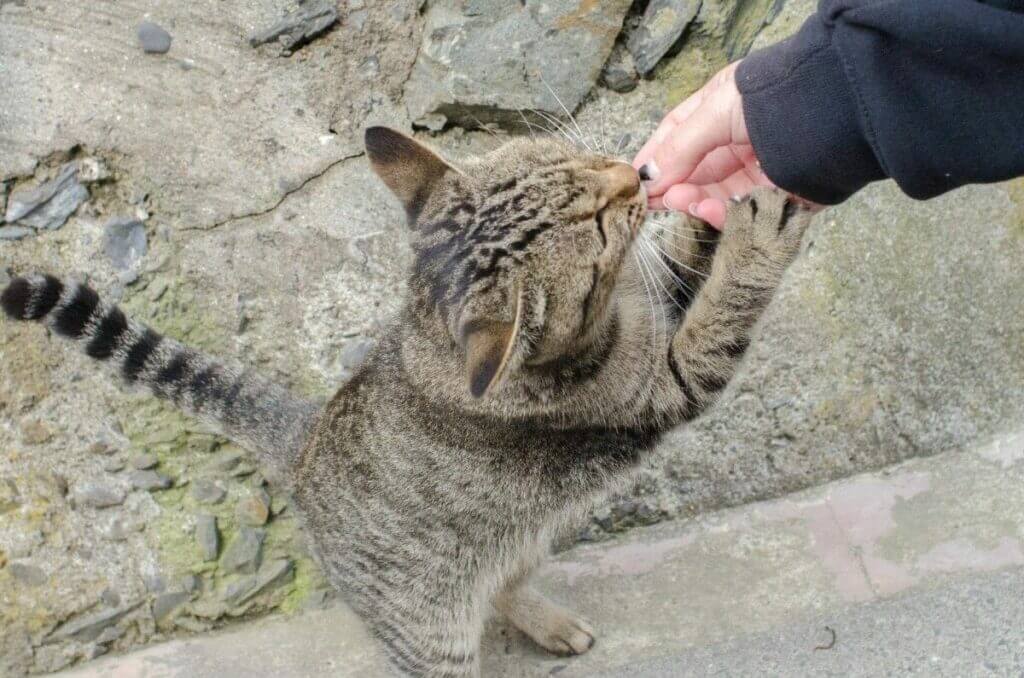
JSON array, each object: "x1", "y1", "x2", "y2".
[{"x1": 58, "y1": 429, "x2": 1024, "y2": 677}]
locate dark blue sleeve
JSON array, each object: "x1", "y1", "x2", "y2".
[{"x1": 736, "y1": 0, "x2": 1024, "y2": 205}]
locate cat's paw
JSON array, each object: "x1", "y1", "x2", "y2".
[
  {"x1": 723, "y1": 187, "x2": 811, "y2": 266},
  {"x1": 498, "y1": 588, "x2": 596, "y2": 656},
  {"x1": 522, "y1": 606, "x2": 596, "y2": 656}
]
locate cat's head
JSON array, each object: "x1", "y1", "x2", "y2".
[{"x1": 365, "y1": 126, "x2": 645, "y2": 398}]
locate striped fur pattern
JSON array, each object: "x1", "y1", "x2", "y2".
[
  {"x1": 0, "y1": 275, "x2": 318, "y2": 468},
  {"x1": 1, "y1": 126, "x2": 811, "y2": 677}
]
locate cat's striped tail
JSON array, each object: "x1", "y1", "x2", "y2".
[{"x1": 2, "y1": 274, "x2": 320, "y2": 469}]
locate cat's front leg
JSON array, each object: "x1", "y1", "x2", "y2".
[
  {"x1": 658, "y1": 188, "x2": 811, "y2": 425},
  {"x1": 494, "y1": 580, "x2": 596, "y2": 656}
]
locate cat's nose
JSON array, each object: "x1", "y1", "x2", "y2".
[{"x1": 599, "y1": 162, "x2": 641, "y2": 200}]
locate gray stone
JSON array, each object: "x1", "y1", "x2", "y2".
[
  {"x1": 131, "y1": 453, "x2": 159, "y2": 470},
  {"x1": 220, "y1": 527, "x2": 264, "y2": 574},
  {"x1": 103, "y1": 458, "x2": 125, "y2": 473},
  {"x1": 195, "y1": 514, "x2": 219, "y2": 561},
  {"x1": 190, "y1": 479, "x2": 226, "y2": 504},
  {"x1": 144, "y1": 573, "x2": 167, "y2": 593},
  {"x1": 101, "y1": 588, "x2": 121, "y2": 607},
  {"x1": 340, "y1": 338, "x2": 373, "y2": 371},
  {"x1": 248, "y1": 0, "x2": 338, "y2": 54},
  {"x1": 128, "y1": 470, "x2": 172, "y2": 491},
  {"x1": 3, "y1": 162, "x2": 88, "y2": 230},
  {"x1": 235, "y1": 488, "x2": 271, "y2": 527},
  {"x1": 404, "y1": 0, "x2": 631, "y2": 126},
  {"x1": 48, "y1": 604, "x2": 136, "y2": 643},
  {"x1": 601, "y1": 43, "x2": 639, "y2": 92},
  {"x1": 95, "y1": 626, "x2": 124, "y2": 645},
  {"x1": 229, "y1": 559, "x2": 293, "y2": 606},
  {"x1": 205, "y1": 448, "x2": 246, "y2": 473},
  {"x1": 77, "y1": 157, "x2": 111, "y2": 183},
  {"x1": 626, "y1": 0, "x2": 701, "y2": 75},
  {"x1": 103, "y1": 216, "x2": 147, "y2": 277},
  {"x1": 72, "y1": 484, "x2": 126, "y2": 509},
  {"x1": 153, "y1": 590, "x2": 191, "y2": 622},
  {"x1": 0, "y1": 225, "x2": 32, "y2": 240},
  {"x1": 8, "y1": 562, "x2": 47, "y2": 587},
  {"x1": 137, "y1": 21, "x2": 172, "y2": 54},
  {"x1": 229, "y1": 462, "x2": 257, "y2": 478}
]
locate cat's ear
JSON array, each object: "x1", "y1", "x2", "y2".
[
  {"x1": 461, "y1": 291, "x2": 526, "y2": 398},
  {"x1": 365, "y1": 126, "x2": 456, "y2": 221}
]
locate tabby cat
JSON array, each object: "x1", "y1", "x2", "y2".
[{"x1": 1, "y1": 127, "x2": 810, "y2": 677}]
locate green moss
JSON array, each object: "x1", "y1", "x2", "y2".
[{"x1": 655, "y1": 36, "x2": 730, "y2": 107}]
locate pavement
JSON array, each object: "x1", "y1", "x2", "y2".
[{"x1": 56, "y1": 429, "x2": 1024, "y2": 677}]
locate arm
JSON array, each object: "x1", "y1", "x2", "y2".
[{"x1": 739, "y1": 0, "x2": 1024, "y2": 204}]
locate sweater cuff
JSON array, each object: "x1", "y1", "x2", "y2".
[{"x1": 736, "y1": 20, "x2": 885, "y2": 205}]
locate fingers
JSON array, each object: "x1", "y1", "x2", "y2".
[
  {"x1": 632, "y1": 86, "x2": 711, "y2": 170},
  {"x1": 639, "y1": 77, "x2": 740, "y2": 198}
]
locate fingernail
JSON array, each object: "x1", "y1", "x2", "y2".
[
  {"x1": 638, "y1": 161, "x2": 659, "y2": 182},
  {"x1": 688, "y1": 202, "x2": 700, "y2": 217}
]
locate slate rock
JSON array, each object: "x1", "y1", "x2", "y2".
[
  {"x1": 137, "y1": 21, "x2": 172, "y2": 54},
  {"x1": 103, "y1": 458, "x2": 126, "y2": 473},
  {"x1": 226, "y1": 559, "x2": 293, "y2": 606},
  {"x1": 190, "y1": 479, "x2": 226, "y2": 504},
  {"x1": 49, "y1": 604, "x2": 137, "y2": 643},
  {"x1": 195, "y1": 513, "x2": 219, "y2": 561},
  {"x1": 131, "y1": 453, "x2": 159, "y2": 470},
  {"x1": 152, "y1": 590, "x2": 191, "y2": 622},
  {"x1": 205, "y1": 448, "x2": 246, "y2": 473},
  {"x1": 404, "y1": 0, "x2": 631, "y2": 126},
  {"x1": 4, "y1": 162, "x2": 88, "y2": 230},
  {"x1": 248, "y1": 0, "x2": 338, "y2": 54},
  {"x1": 601, "y1": 43, "x2": 639, "y2": 92},
  {"x1": 9, "y1": 562, "x2": 47, "y2": 586},
  {"x1": 129, "y1": 470, "x2": 172, "y2": 491},
  {"x1": 626, "y1": 0, "x2": 701, "y2": 75},
  {"x1": 235, "y1": 488, "x2": 271, "y2": 527},
  {"x1": 0, "y1": 225, "x2": 32, "y2": 240},
  {"x1": 220, "y1": 527, "x2": 264, "y2": 574},
  {"x1": 103, "y1": 217, "x2": 147, "y2": 279},
  {"x1": 72, "y1": 484, "x2": 126, "y2": 509}
]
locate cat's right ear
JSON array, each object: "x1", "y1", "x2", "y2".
[{"x1": 365, "y1": 126, "x2": 457, "y2": 222}]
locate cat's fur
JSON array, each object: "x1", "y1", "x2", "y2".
[{"x1": 1, "y1": 127, "x2": 810, "y2": 677}]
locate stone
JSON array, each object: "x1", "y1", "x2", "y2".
[
  {"x1": 0, "y1": 225, "x2": 31, "y2": 240},
  {"x1": 152, "y1": 590, "x2": 191, "y2": 622},
  {"x1": 72, "y1": 484, "x2": 126, "y2": 509},
  {"x1": 103, "y1": 217, "x2": 147, "y2": 281},
  {"x1": 87, "y1": 441, "x2": 115, "y2": 456},
  {"x1": 8, "y1": 562, "x2": 47, "y2": 586},
  {"x1": 235, "y1": 488, "x2": 271, "y2": 527},
  {"x1": 174, "y1": 616, "x2": 212, "y2": 633},
  {"x1": 131, "y1": 453, "x2": 159, "y2": 470},
  {"x1": 137, "y1": 21, "x2": 172, "y2": 54},
  {"x1": 128, "y1": 470, "x2": 172, "y2": 491},
  {"x1": 404, "y1": 0, "x2": 632, "y2": 126},
  {"x1": 188, "y1": 599, "x2": 228, "y2": 620},
  {"x1": 229, "y1": 462, "x2": 257, "y2": 478},
  {"x1": 190, "y1": 479, "x2": 226, "y2": 504},
  {"x1": 101, "y1": 588, "x2": 121, "y2": 607},
  {"x1": 627, "y1": 0, "x2": 701, "y2": 75},
  {"x1": 19, "y1": 419, "x2": 52, "y2": 445},
  {"x1": 195, "y1": 514, "x2": 219, "y2": 561},
  {"x1": 105, "y1": 518, "x2": 143, "y2": 541},
  {"x1": 3, "y1": 162, "x2": 88, "y2": 230},
  {"x1": 248, "y1": 0, "x2": 338, "y2": 55},
  {"x1": 220, "y1": 527, "x2": 264, "y2": 574},
  {"x1": 103, "y1": 458, "x2": 125, "y2": 473},
  {"x1": 95, "y1": 626, "x2": 124, "y2": 645},
  {"x1": 48, "y1": 604, "x2": 136, "y2": 643},
  {"x1": 601, "y1": 43, "x2": 639, "y2": 92},
  {"x1": 205, "y1": 448, "x2": 246, "y2": 473},
  {"x1": 227, "y1": 558, "x2": 293, "y2": 606}
]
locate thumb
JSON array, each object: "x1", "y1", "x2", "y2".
[{"x1": 640, "y1": 78, "x2": 740, "y2": 198}]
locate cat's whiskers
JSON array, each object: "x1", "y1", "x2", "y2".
[
  {"x1": 634, "y1": 245, "x2": 669, "y2": 353},
  {"x1": 639, "y1": 235, "x2": 699, "y2": 305},
  {"x1": 645, "y1": 237, "x2": 710, "y2": 281},
  {"x1": 632, "y1": 250, "x2": 660, "y2": 371},
  {"x1": 649, "y1": 229, "x2": 713, "y2": 261},
  {"x1": 539, "y1": 76, "x2": 591, "y2": 152}
]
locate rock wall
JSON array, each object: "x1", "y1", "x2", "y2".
[{"x1": 2, "y1": 0, "x2": 1023, "y2": 674}]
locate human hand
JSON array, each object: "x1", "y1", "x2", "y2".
[{"x1": 633, "y1": 62, "x2": 814, "y2": 229}]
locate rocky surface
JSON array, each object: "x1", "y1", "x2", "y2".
[
  {"x1": 404, "y1": 0, "x2": 632, "y2": 128},
  {"x1": 2, "y1": 0, "x2": 1023, "y2": 675}
]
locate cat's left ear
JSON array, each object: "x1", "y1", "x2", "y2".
[
  {"x1": 461, "y1": 290, "x2": 528, "y2": 399},
  {"x1": 365, "y1": 126, "x2": 457, "y2": 222}
]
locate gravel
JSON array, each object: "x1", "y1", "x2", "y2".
[
  {"x1": 137, "y1": 22, "x2": 172, "y2": 54},
  {"x1": 220, "y1": 527, "x2": 264, "y2": 574},
  {"x1": 195, "y1": 514, "x2": 219, "y2": 562}
]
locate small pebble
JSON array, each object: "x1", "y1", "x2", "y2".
[
  {"x1": 137, "y1": 21, "x2": 172, "y2": 54},
  {"x1": 132, "y1": 453, "x2": 159, "y2": 470},
  {"x1": 129, "y1": 470, "x2": 172, "y2": 491},
  {"x1": 190, "y1": 479, "x2": 226, "y2": 504}
]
